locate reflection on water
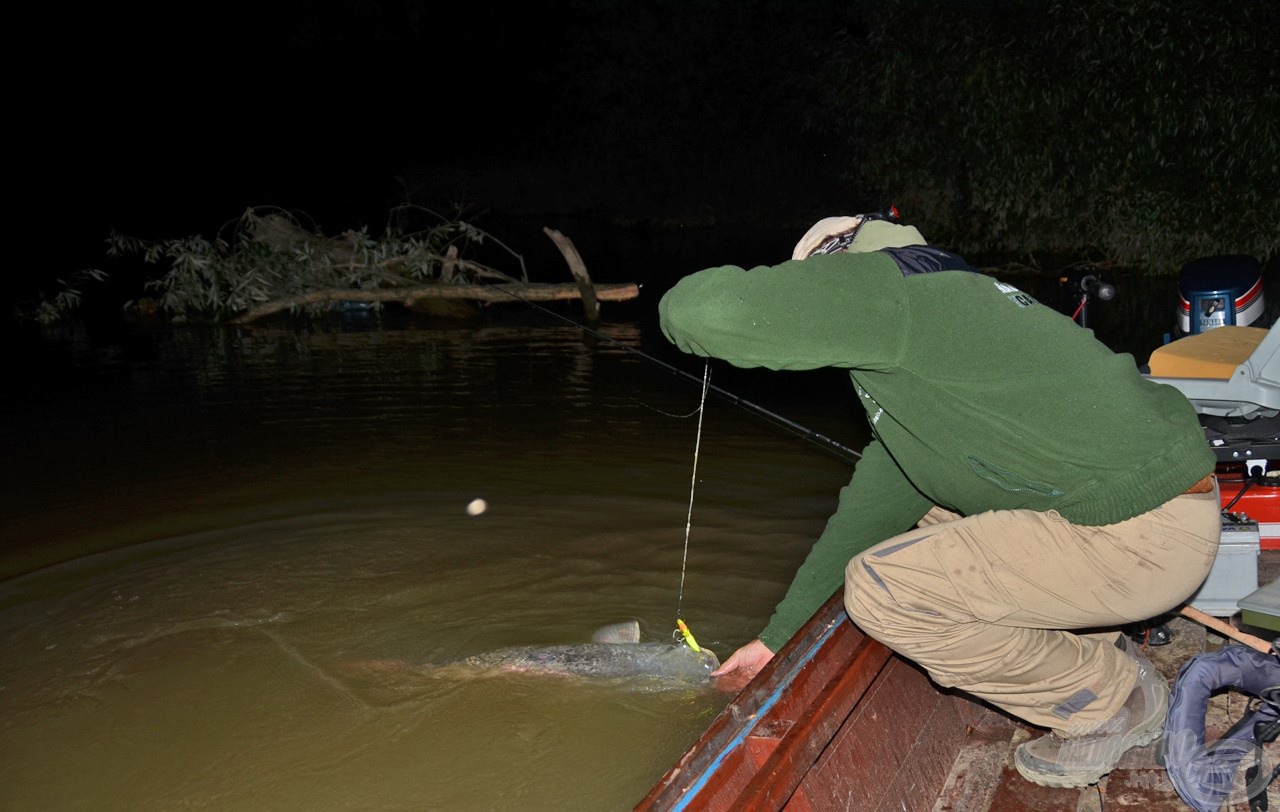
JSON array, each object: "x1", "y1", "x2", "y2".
[{"x1": 0, "y1": 313, "x2": 855, "y2": 811}]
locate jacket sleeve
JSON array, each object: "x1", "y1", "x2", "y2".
[
  {"x1": 759, "y1": 440, "x2": 934, "y2": 651},
  {"x1": 658, "y1": 256, "x2": 908, "y2": 373}
]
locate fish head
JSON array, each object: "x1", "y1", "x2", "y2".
[{"x1": 654, "y1": 643, "x2": 721, "y2": 680}]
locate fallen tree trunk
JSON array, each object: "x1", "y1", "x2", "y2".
[
  {"x1": 230, "y1": 282, "x2": 640, "y2": 324},
  {"x1": 543, "y1": 227, "x2": 599, "y2": 323}
]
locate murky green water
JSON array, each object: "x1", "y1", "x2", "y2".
[
  {"x1": 2, "y1": 257, "x2": 1259, "y2": 810},
  {"x1": 0, "y1": 312, "x2": 856, "y2": 811}
]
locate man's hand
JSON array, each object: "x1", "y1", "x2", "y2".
[{"x1": 710, "y1": 638, "x2": 774, "y2": 692}]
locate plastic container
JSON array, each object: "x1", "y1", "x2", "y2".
[{"x1": 1188, "y1": 516, "x2": 1260, "y2": 617}]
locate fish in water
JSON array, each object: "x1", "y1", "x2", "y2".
[
  {"x1": 452, "y1": 620, "x2": 720, "y2": 682},
  {"x1": 343, "y1": 621, "x2": 720, "y2": 687}
]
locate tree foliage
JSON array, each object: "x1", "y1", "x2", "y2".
[
  {"x1": 11, "y1": 269, "x2": 109, "y2": 325},
  {"x1": 105, "y1": 207, "x2": 522, "y2": 322},
  {"x1": 816, "y1": 0, "x2": 1279, "y2": 271},
  {"x1": 496, "y1": 0, "x2": 859, "y2": 226}
]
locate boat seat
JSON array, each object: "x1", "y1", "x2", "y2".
[
  {"x1": 1144, "y1": 325, "x2": 1280, "y2": 466},
  {"x1": 1145, "y1": 325, "x2": 1280, "y2": 419}
]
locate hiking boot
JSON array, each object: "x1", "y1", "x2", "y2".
[{"x1": 1014, "y1": 647, "x2": 1169, "y2": 788}]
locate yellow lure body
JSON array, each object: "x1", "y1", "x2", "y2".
[{"x1": 676, "y1": 619, "x2": 701, "y2": 652}]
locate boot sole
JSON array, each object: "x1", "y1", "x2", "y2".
[{"x1": 1014, "y1": 677, "x2": 1169, "y2": 788}]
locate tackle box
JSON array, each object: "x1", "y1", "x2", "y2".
[
  {"x1": 1188, "y1": 515, "x2": 1260, "y2": 617},
  {"x1": 1237, "y1": 578, "x2": 1280, "y2": 633}
]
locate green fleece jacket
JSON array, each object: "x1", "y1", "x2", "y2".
[{"x1": 658, "y1": 222, "x2": 1214, "y2": 651}]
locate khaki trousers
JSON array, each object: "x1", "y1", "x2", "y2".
[{"x1": 844, "y1": 488, "x2": 1221, "y2": 731}]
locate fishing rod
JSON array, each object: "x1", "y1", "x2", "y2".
[{"x1": 493, "y1": 285, "x2": 864, "y2": 465}]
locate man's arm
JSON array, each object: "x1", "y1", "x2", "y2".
[
  {"x1": 759, "y1": 440, "x2": 933, "y2": 651},
  {"x1": 658, "y1": 256, "x2": 909, "y2": 373}
]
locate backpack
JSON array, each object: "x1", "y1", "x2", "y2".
[{"x1": 1159, "y1": 644, "x2": 1280, "y2": 811}]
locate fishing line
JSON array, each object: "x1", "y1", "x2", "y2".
[
  {"x1": 490, "y1": 285, "x2": 863, "y2": 464},
  {"x1": 490, "y1": 281, "x2": 858, "y2": 651},
  {"x1": 675, "y1": 361, "x2": 711, "y2": 624}
]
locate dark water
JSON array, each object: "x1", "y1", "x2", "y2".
[
  {"x1": 0, "y1": 256, "x2": 1267, "y2": 810},
  {"x1": 0, "y1": 309, "x2": 857, "y2": 811}
]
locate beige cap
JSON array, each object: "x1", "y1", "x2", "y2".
[{"x1": 791, "y1": 216, "x2": 869, "y2": 261}]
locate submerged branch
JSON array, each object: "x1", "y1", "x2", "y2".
[{"x1": 230, "y1": 282, "x2": 641, "y2": 324}]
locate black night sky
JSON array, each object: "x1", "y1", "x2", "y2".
[
  {"x1": 24, "y1": 0, "x2": 860, "y2": 309},
  {"x1": 20, "y1": 0, "x2": 1276, "y2": 324},
  {"x1": 38, "y1": 3, "x2": 577, "y2": 259}
]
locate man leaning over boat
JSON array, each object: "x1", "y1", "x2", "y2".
[{"x1": 657, "y1": 210, "x2": 1219, "y2": 788}]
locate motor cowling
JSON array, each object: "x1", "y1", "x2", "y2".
[{"x1": 1178, "y1": 254, "x2": 1267, "y2": 336}]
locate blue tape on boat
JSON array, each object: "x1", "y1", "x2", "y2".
[{"x1": 669, "y1": 615, "x2": 847, "y2": 811}]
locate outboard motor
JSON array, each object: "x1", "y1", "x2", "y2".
[{"x1": 1177, "y1": 254, "x2": 1267, "y2": 336}]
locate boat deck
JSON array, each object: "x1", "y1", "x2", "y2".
[{"x1": 638, "y1": 551, "x2": 1280, "y2": 811}]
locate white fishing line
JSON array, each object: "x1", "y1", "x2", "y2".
[
  {"x1": 487, "y1": 284, "x2": 862, "y2": 464},
  {"x1": 675, "y1": 361, "x2": 711, "y2": 622}
]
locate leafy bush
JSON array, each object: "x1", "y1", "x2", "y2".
[
  {"x1": 817, "y1": 0, "x2": 1279, "y2": 271},
  {"x1": 106, "y1": 207, "x2": 522, "y2": 321},
  {"x1": 12, "y1": 268, "x2": 110, "y2": 325}
]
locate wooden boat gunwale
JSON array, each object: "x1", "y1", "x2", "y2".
[{"x1": 636, "y1": 589, "x2": 984, "y2": 811}]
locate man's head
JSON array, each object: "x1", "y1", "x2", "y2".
[{"x1": 791, "y1": 207, "x2": 903, "y2": 260}]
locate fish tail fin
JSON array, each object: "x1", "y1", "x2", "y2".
[{"x1": 591, "y1": 620, "x2": 641, "y2": 644}]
